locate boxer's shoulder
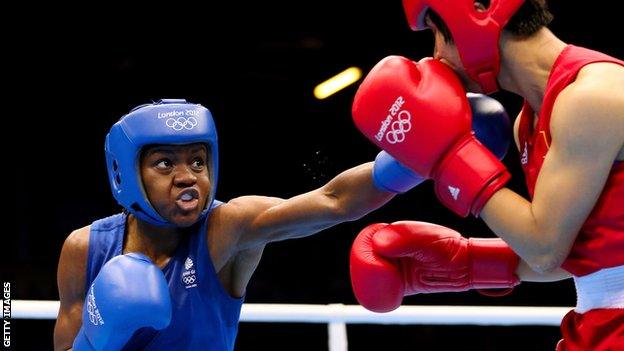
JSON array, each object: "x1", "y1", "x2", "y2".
[
  {"x1": 205, "y1": 196, "x2": 283, "y2": 262},
  {"x1": 61, "y1": 226, "x2": 90, "y2": 266},
  {"x1": 558, "y1": 62, "x2": 624, "y2": 111},
  {"x1": 577, "y1": 61, "x2": 624, "y2": 84},
  {"x1": 211, "y1": 196, "x2": 285, "y2": 231},
  {"x1": 552, "y1": 68, "x2": 624, "y2": 133}
]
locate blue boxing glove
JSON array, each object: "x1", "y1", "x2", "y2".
[
  {"x1": 373, "y1": 93, "x2": 510, "y2": 193},
  {"x1": 372, "y1": 151, "x2": 426, "y2": 193},
  {"x1": 466, "y1": 93, "x2": 510, "y2": 160},
  {"x1": 72, "y1": 253, "x2": 172, "y2": 351}
]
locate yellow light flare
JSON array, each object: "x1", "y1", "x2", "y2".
[{"x1": 314, "y1": 67, "x2": 362, "y2": 100}]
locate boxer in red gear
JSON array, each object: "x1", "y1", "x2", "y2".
[
  {"x1": 352, "y1": 1, "x2": 624, "y2": 349},
  {"x1": 513, "y1": 46, "x2": 624, "y2": 351}
]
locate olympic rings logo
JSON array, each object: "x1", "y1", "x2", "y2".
[
  {"x1": 86, "y1": 288, "x2": 103, "y2": 325},
  {"x1": 166, "y1": 117, "x2": 198, "y2": 131},
  {"x1": 87, "y1": 293, "x2": 97, "y2": 325},
  {"x1": 182, "y1": 275, "x2": 196, "y2": 285},
  {"x1": 385, "y1": 110, "x2": 411, "y2": 144}
]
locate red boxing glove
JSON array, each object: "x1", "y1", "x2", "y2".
[
  {"x1": 349, "y1": 221, "x2": 520, "y2": 313},
  {"x1": 352, "y1": 56, "x2": 510, "y2": 216}
]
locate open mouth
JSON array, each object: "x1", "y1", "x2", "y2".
[{"x1": 176, "y1": 188, "x2": 200, "y2": 212}]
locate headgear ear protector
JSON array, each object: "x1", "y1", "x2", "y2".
[
  {"x1": 402, "y1": 0, "x2": 524, "y2": 93},
  {"x1": 105, "y1": 99, "x2": 218, "y2": 226}
]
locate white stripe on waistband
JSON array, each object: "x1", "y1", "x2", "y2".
[{"x1": 574, "y1": 265, "x2": 624, "y2": 313}]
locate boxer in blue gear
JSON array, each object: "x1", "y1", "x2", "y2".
[{"x1": 55, "y1": 98, "x2": 406, "y2": 351}]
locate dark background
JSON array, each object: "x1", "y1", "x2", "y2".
[{"x1": 4, "y1": 1, "x2": 622, "y2": 350}]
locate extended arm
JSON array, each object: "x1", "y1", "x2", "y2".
[{"x1": 232, "y1": 162, "x2": 394, "y2": 250}]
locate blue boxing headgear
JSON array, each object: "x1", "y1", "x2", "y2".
[{"x1": 105, "y1": 99, "x2": 218, "y2": 227}]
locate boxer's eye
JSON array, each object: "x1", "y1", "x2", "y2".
[
  {"x1": 155, "y1": 159, "x2": 173, "y2": 169},
  {"x1": 191, "y1": 158, "x2": 205, "y2": 170}
]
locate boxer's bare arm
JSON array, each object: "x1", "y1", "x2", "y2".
[
  {"x1": 513, "y1": 112, "x2": 521, "y2": 151},
  {"x1": 54, "y1": 227, "x2": 89, "y2": 351},
  {"x1": 512, "y1": 115, "x2": 572, "y2": 283},
  {"x1": 232, "y1": 162, "x2": 394, "y2": 249},
  {"x1": 482, "y1": 64, "x2": 624, "y2": 273},
  {"x1": 207, "y1": 163, "x2": 394, "y2": 297}
]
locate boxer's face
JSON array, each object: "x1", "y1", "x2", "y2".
[{"x1": 140, "y1": 143, "x2": 211, "y2": 227}]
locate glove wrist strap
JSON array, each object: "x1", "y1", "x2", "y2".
[
  {"x1": 433, "y1": 135, "x2": 510, "y2": 217},
  {"x1": 469, "y1": 238, "x2": 520, "y2": 289}
]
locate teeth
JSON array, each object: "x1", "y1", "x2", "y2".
[{"x1": 181, "y1": 193, "x2": 193, "y2": 201}]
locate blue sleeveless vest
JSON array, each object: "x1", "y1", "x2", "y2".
[{"x1": 85, "y1": 202, "x2": 243, "y2": 350}]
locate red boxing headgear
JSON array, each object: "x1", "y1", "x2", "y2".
[{"x1": 403, "y1": 0, "x2": 524, "y2": 93}]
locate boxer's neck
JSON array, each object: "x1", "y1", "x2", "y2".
[{"x1": 124, "y1": 214, "x2": 182, "y2": 269}]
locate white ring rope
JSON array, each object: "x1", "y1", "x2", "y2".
[
  {"x1": 12, "y1": 300, "x2": 571, "y2": 326},
  {"x1": 12, "y1": 300, "x2": 571, "y2": 351}
]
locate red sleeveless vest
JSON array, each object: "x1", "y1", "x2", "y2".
[{"x1": 517, "y1": 45, "x2": 624, "y2": 276}]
